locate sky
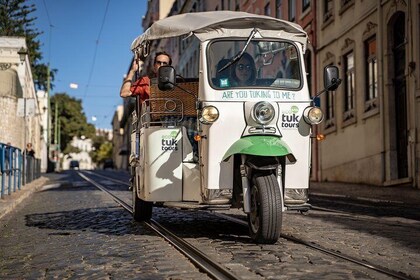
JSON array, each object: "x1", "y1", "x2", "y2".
[{"x1": 28, "y1": 0, "x2": 147, "y2": 129}]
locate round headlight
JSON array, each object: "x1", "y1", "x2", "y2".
[
  {"x1": 303, "y1": 106, "x2": 324, "y2": 124},
  {"x1": 252, "y1": 101, "x2": 275, "y2": 125},
  {"x1": 200, "y1": 106, "x2": 219, "y2": 124}
]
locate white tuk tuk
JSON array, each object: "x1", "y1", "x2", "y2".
[{"x1": 129, "y1": 11, "x2": 341, "y2": 244}]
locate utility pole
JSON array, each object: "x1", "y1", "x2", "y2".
[
  {"x1": 54, "y1": 101, "x2": 58, "y2": 146},
  {"x1": 46, "y1": 64, "x2": 53, "y2": 172},
  {"x1": 54, "y1": 101, "x2": 62, "y2": 171}
]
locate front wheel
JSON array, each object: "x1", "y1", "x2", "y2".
[
  {"x1": 248, "y1": 174, "x2": 283, "y2": 244},
  {"x1": 132, "y1": 179, "x2": 153, "y2": 221}
]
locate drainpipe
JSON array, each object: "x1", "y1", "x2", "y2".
[
  {"x1": 378, "y1": 1, "x2": 386, "y2": 184},
  {"x1": 407, "y1": 0, "x2": 419, "y2": 188}
]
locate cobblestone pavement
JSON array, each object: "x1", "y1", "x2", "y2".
[
  {"x1": 154, "y1": 207, "x2": 417, "y2": 280},
  {"x1": 1, "y1": 170, "x2": 419, "y2": 279},
  {"x1": 0, "y1": 172, "x2": 210, "y2": 279}
]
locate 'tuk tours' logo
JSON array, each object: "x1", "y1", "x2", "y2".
[
  {"x1": 281, "y1": 105, "x2": 300, "y2": 129},
  {"x1": 161, "y1": 131, "x2": 178, "y2": 151}
]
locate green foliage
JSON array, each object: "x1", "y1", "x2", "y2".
[
  {"x1": 96, "y1": 142, "x2": 113, "y2": 163},
  {"x1": 51, "y1": 93, "x2": 96, "y2": 152},
  {"x1": 0, "y1": 0, "x2": 56, "y2": 90},
  {"x1": 89, "y1": 135, "x2": 113, "y2": 164},
  {"x1": 62, "y1": 145, "x2": 81, "y2": 155}
]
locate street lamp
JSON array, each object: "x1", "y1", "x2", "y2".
[{"x1": 17, "y1": 47, "x2": 28, "y2": 64}]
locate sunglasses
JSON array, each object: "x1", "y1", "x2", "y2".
[
  {"x1": 237, "y1": 64, "x2": 252, "y2": 71},
  {"x1": 155, "y1": 60, "x2": 169, "y2": 66}
]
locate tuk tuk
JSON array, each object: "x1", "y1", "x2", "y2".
[{"x1": 129, "y1": 11, "x2": 341, "y2": 244}]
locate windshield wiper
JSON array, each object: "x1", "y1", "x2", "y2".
[{"x1": 218, "y1": 28, "x2": 258, "y2": 73}]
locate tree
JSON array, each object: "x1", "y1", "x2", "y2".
[
  {"x1": 0, "y1": 0, "x2": 56, "y2": 90},
  {"x1": 50, "y1": 93, "x2": 95, "y2": 152},
  {"x1": 89, "y1": 134, "x2": 113, "y2": 164}
]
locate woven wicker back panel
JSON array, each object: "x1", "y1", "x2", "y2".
[{"x1": 149, "y1": 82, "x2": 198, "y2": 120}]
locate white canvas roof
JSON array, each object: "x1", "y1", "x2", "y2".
[{"x1": 131, "y1": 11, "x2": 308, "y2": 51}]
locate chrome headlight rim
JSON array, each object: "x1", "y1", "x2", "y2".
[
  {"x1": 252, "y1": 101, "x2": 275, "y2": 125},
  {"x1": 200, "y1": 105, "x2": 219, "y2": 124},
  {"x1": 303, "y1": 106, "x2": 324, "y2": 125}
]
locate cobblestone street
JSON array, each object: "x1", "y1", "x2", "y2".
[
  {"x1": 0, "y1": 171, "x2": 419, "y2": 279},
  {"x1": 0, "y1": 173, "x2": 208, "y2": 279}
]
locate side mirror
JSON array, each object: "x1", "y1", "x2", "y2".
[
  {"x1": 324, "y1": 65, "x2": 341, "y2": 91},
  {"x1": 158, "y1": 66, "x2": 175, "y2": 91}
]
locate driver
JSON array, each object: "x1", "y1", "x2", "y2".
[{"x1": 120, "y1": 51, "x2": 172, "y2": 100}]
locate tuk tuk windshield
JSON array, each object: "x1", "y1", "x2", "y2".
[{"x1": 208, "y1": 40, "x2": 301, "y2": 90}]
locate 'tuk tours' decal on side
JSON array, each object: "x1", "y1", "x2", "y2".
[
  {"x1": 161, "y1": 131, "x2": 178, "y2": 151},
  {"x1": 281, "y1": 105, "x2": 300, "y2": 129}
]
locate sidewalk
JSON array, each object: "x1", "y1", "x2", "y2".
[
  {"x1": 310, "y1": 181, "x2": 420, "y2": 205},
  {"x1": 0, "y1": 175, "x2": 51, "y2": 221}
]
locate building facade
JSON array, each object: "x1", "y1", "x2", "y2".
[
  {"x1": 62, "y1": 136, "x2": 94, "y2": 170},
  {"x1": 112, "y1": 105, "x2": 127, "y2": 170},
  {"x1": 316, "y1": 0, "x2": 419, "y2": 188},
  {"x1": 0, "y1": 37, "x2": 42, "y2": 159}
]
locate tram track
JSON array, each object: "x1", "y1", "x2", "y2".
[
  {"x1": 78, "y1": 171, "x2": 416, "y2": 280},
  {"x1": 77, "y1": 171, "x2": 239, "y2": 280},
  {"x1": 212, "y1": 212, "x2": 416, "y2": 280}
]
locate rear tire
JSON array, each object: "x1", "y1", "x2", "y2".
[
  {"x1": 248, "y1": 174, "x2": 282, "y2": 244},
  {"x1": 132, "y1": 179, "x2": 153, "y2": 221}
]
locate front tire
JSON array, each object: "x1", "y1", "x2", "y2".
[
  {"x1": 248, "y1": 174, "x2": 282, "y2": 244},
  {"x1": 132, "y1": 179, "x2": 153, "y2": 221}
]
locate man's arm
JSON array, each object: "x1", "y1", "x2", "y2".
[{"x1": 120, "y1": 60, "x2": 138, "y2": 98}]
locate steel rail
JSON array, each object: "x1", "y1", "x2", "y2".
[
  {"x1": 83, "y1": 170, "x2": 130, "y2": 186},
  {"x1": 212, "y1": 212, "x2": 416, "y2": 280},
  {"x1": 78, "y1": 172, "x2": 239, "y2": 280}
]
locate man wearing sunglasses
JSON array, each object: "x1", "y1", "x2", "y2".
[{"x1": 120, "y1": 51, "x2": 172, "y2": 99}]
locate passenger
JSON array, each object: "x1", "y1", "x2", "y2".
[
  {"x1": 119, "y1": 51, "x2": 172, "y2": 100},
  {"x1": 231, "y1": 52, "x2": 256, "y2": 86}
]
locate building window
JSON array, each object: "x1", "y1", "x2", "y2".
[
  {"x1": 302, "y1": 0, "x2": 310, "y2": 12},
  {"x1": 323, "y1": 0, "x2": 333, "y2": 22},
  {"x1": 288, "y1": 0, "x2": 296, "y2": 21},
  {"x1": 364, "y1": 36, "x2": 377, "y2": 113},
  {"x1": 265, "y1": 3, "x2": 271, "y2": 16},
  {"x1": 276, "y1": 0, "x2": 282, "y2": 19},
  {"x1": 325, "y1": 89, "x2": 335, "y2": 130},
  {"x1": 340, "y1": 0, "x2": 354, "y2": 11},
  {"x1": 343, "y1": 52, "x2": 355, "y2": 119}
]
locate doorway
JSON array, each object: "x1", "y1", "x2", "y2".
[{"x1": 391, "y1": 12, "x2": 408, "y2": 179}]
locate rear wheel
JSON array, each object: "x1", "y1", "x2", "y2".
[
  {"x1": 132, "y1": 179, "x2": 153, "y2": 221},
  {"x1": 248, "y1": 173, "x2": 282, "y2": 244}
]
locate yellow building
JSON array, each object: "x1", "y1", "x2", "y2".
[{"x1": 316, "y1": 0, "x2": 419, "y2": 188}]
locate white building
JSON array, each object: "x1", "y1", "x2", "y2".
[
  {"x1": 62, "y1": 136, "x2": 94, "y2": 170},
  {"x1": 0, "y1": 36, "x2": 42, "y2": 159}
]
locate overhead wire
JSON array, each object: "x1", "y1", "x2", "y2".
[
  {"x1": 83, "y1": 0, "x2": 111, "y2": 98},
  {"x1": 41, "y1": 0, "x2": 53, "y2": 63}
]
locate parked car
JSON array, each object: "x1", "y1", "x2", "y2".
[
  {"x1": 69, "y1": 160, "x2": 79, "y2": 170},
  {"x1": 103, "y1": 159, "x2": 114, "y2": 169}
]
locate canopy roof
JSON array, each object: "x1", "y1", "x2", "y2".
[{"x1": 131, "y1": 11, "x2": 308, "y2": 51}]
